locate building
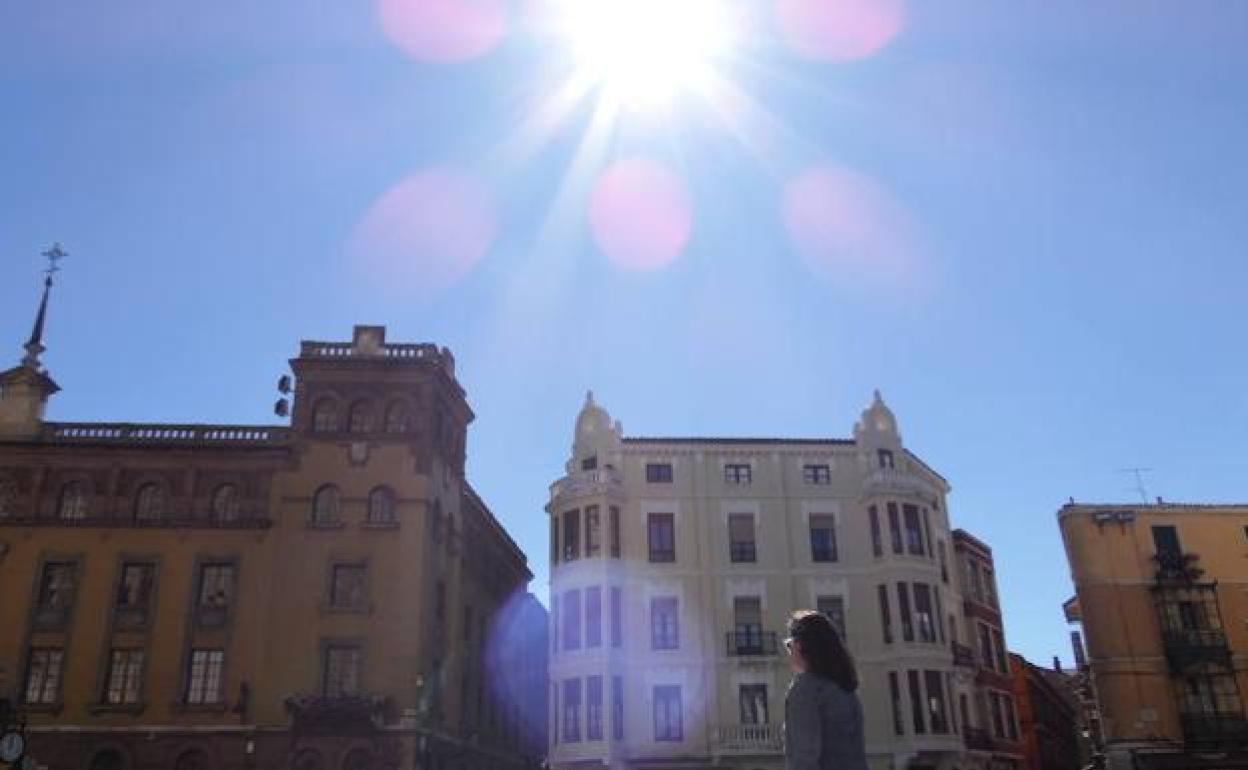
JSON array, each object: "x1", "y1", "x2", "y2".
[
  {"x1": 0, "y1": 269, "x2": 546, "y2": 770},
  {"x1": 546, "y1": 390, "x2": 992, "y2": 770},
  {"x1": 1009, "y1": 654, "x2": 1080, "y2": 770},
  {"x1": 952, "y1": 531, "x2": 1026, "y2": 770},
  {"x1": 1059, "y1": 502, "x2": 1248, "y2": 770}
]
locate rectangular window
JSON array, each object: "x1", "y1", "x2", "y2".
[
  {"x1": 104, "y1": 649, "x2": 145, "y2": 705},
  {"x1": 610, "y1": 587, "x2": 622, "y2": 648},
  {"x1": 990, "y1": 691, "x2": 1005, "y2": 738},
  {"x1": 925, "y1": 670, "x2": 949, "y2": 733},
  {"x1": 878, "y1": 584, "x2": 893, "y2": 644},
  {"x1": 651, "y1": 597, "x2": 679, "y2": 650},
  {"x1": 902, "y1": 504, "x2": 925, "y2": 555},
  {"x1": 585, "y1": 505, "x2": 601, "y2": 557},
  {"x1": 1152, "y1": 525, "x2": 1181, "y2": 556},
  {"x1": 733, "y1": 597, "x2": 763, "y2": 653},
  {"x1": 197, "y1": 563, "x2": 235, "y2": 611},
  {"x1": 330, "y1": 564, "x2": 368, "y2": 608},
  {"x1": 934, "y1": 590, "x2": 946, "y2": 644},
  {"x1": 23, "y1": 648, "x2": 64, "y2": 704},
  {"x1": 888, "y1": 672, "x2": 904, "y2": 735},
  {"x1": 551, "y1": 516, "x2": 559, "y2": 565},
  {"x1": 587, "y1": 675, "x2": 604, "y2": 740},
  {"x1": 323, "y1": 645, "x2": 361, "y2": 697},
  {"x1": 724, "y1": 464, "x2": 752, "y2": 484},
  {"x1": 938, "y1": 541, "x2": 949, "y2": 582},
  {"x1": 908, "y1": 670, "x2": 926, "y2": 734},
  {"x1": 646, "y1": 463, "x2": 673, "y2": 483},
  {"x1": 978, "y1": 623, "x2": 994, "y2": 670},
  {"x1": 36, "y1": 561, "x2": 77, "y2": 611},
  {"x1": 563, "y1": 590, "x2": 583, "y2": 650},
  {"x1": 563, "y1": 678, "x2": 582, "y2": 742},
  {"x1": 116, "y1": 562, "x2": 155, "y2": 612},
  {"x1": 653, "y1": 685, "x2": 683, "y2": 741},
  {"x1": 648, "y1": 513, "x2": 675, "y2": 562},
  {"x1": 921, "y1": 508, "x2": 935, "y2": 561},
  {"x1": 984, "y1": 568, "x2": 998, "y2": 606},
  {"x1": 609, "y1": 506, "x2": 621, "y2": 558},
  {"x1": 809, "y1": 514, "x2": 838, "y2": 562},
  {"x1": 816, "y1": 595, "x2": 845, "y2": 638},
  {"x1": 803, "y1": 464, "x2": 831, "y2": 485},
  {"x1": 897, "y1": 583, "x2": 914, "y2": 642},
  {"x1": 878, "y1": 449, "x2": 895, "y2": 469},
  {"x1": 887, "y1": 503, "x2": 903, "y2": 554},
  {"x1": 1003, "y1": 693, "x2": 1019, "y2": 740},
  {"x1": 185, "y1": 649, "x2": 225, "y2": 705},
  {"x1": 582, "y1": 455, "x2": 597, "y2": 471},
  {"x1": 728, "y1": 514, "x2": 756, "y2": 562},
  {"x1": 586, "y1": 587, "x2": 603, "y2": 648},
  {"x1": 913, "y1": 584, "x2": 936, "y2": 643},
  {"x1": 552, "y1": 683, "x2": 559, "y2": 745},
  {"x1": 563, "y1": 509, "x2": 581, "y2": 561},
  {"x1": 993, "y1": 629, "x2": 1009, "y2": 675},
  {"x1": 739, "y1": 684, "x2": 769, "y2": 724},
  {"x1": 869, "y1": 505, "x2": 883, "y2": 557},
  {"x1": 612, "y1": 675, "x2": 624, "y2": 740}
]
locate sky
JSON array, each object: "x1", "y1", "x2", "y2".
[{"x1": 2, "y1": 1, "x2": 1247, "y2": 667}]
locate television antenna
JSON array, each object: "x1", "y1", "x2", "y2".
[{"x1": 1117, "y1": 467, "x2": 1153, "y2": 503}]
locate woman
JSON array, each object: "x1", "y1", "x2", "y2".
[{"x1": 784, "y1": 610, "x2": 869, "y2": 770}]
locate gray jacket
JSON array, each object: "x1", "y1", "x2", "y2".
[{"x1": 784, "y1": 672, "x2": 869, "y2": 770}]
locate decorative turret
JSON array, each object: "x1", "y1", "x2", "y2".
[
  {"x1": 0, "y1": 245, "x2": 66, "y2": 438},
  {"x1": 853, "y1": 389, "x2": 902, "y2": 466},
  {"x1": 567, "y1": 390, "x2": 622, "y2": 474}
]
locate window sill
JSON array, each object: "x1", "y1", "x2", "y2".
[
  {"x1": 362, "y1": 521, "x2": 399, "y2": 531},
  {"x1": 89, "y1": 703, "x2": 146, "y2": 716},
  {"x1": 307, "y1": 520, "x2": 346, "y2": 530}
]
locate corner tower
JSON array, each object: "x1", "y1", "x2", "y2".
[{"x1": 0, "y1": 244, "x2": 66, "y2": 437}]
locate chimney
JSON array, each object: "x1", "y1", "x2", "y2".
[{"x1": 1053, "y1": 655, "x2": 1062, "y2": 672}]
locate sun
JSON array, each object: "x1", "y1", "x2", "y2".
[{"x1": 553, "y1": 0, "x2": 739, "y2": 110}]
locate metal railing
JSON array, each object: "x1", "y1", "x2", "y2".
[
  {"x1": 729, "y1": 542, "x2": 757, "y2": 562},
  {"x1": 717, "y1": 724, "x2": 781, "y2": 752},
  {"x1": 726, "y1": 631, "x2": 778, "y2": 656}
]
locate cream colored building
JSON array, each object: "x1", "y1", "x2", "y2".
[{"x1": 546, "y1": 392, "x2": 1005, "y2": 770}]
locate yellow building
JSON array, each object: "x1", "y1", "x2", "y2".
[
  {"x1": 0, "y1": 271, "x2": 546, "y2": 770},
  {"x1": 1059, "y1": 502, "x2": 1248, "y2": 770}
]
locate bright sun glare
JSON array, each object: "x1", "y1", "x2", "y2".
[{"x1": 557, "y1": 0, "x2": 738, "y2": 109}]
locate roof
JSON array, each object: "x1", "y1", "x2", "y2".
[{"x1": 953, "y1": 528, "x2": 994, "y2": 558}]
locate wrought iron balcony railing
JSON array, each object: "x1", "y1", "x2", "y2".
[
  {"x1": 726, "y1": 631, "x2": 778, "y2": 656},
  {"x1": 1181, "y1": 713, "x2": 1248, "y2": 747},
  {"x1": 717, "y1": 724, "x2": 782, "y2": 752},
  {"x1": 1153, "y1": 551, "x2": 1205, "y2": 583},
  {"x1": 1162, "y1": 629, "x2": 1232, "y2": 672}
]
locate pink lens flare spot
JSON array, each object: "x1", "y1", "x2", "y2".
[
  {"x1": 589, "y1": 158, "x2": 693, "y2": 270},
  {"x1": 775, "y1": 0, "x2": 904, "y2": 61},
  {"x1": 352, "y1": 168, "x2": 498, "y2": 295},
  {"x1": 378, "y1": 0, "x2": 508, "y2": 63},
  {"x1": 782, "y1": 164, "x2": 920, "y2": 287}
]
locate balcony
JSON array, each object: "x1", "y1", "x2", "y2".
[
  {"x1": 1181, "y1": 713, "x2": 1248, "y2": 747},
  {"x1": 1163, "y1": 629, "x2": 1232, "y2": 672},
  {"x1": 549, "y1": 468, "x2": 624, "y2": 503},
  {"x1": 717, "y1": 724, "x2": 782, "y2": 753},
  {"x1": 729, "y1": 542, "x2": 757, "y2": 563},
  {"x1": 285, "y1": 693, "x2": 389, "y2": 733},
  {"x1": 1153, "y1": 551, "x2": 1205, "y2": 583},
  {"x1": 951, "y1": 641, "x2": 976, "y2": 668},
  {"x1": 862, "y1": 467, "x2": 941, "y2": 501},
  {"x1": 726, "y1": 631, "x2": 778, "y2": 657}
]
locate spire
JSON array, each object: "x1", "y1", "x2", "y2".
[{"x1": 20, "y1": 243, "x2": 66, "y2": 370}]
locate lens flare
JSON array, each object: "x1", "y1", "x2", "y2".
[
  {"x1": 589, "y1": 158, "x2": 693, "y2": 270},
  {"x1": 775, "y1": 0, "x2": 904, "y2": 61},
  {"x1": 378, "y1": 0, "x2": 508, "y2": 63}
]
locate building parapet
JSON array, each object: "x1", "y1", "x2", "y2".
[{"x1": 34, "y1": 422, "x2": 291, "y2": 446}]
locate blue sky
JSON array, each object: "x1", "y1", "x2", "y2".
[{"x1": 2, "y1": 1, "x2": 1246, "y2": 666}]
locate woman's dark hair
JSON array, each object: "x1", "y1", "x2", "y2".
[{"x1": 788, "y1": 610, "x2": 858, "y2": 692}]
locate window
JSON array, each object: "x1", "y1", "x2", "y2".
[
  {"x1": 887, "y1": 502, "x2": 903, "y2": 554},
  {"x1": 550, "y1": 516, "x2": 559, "y2": 565},
  {"x1": 897, "y1": 583, "x2": 914, "y2": 642},
  {"x1": 198, "y1": 563, "x2": 235, "y2": 609},
  {"x1": 581, "y1": 455, "x2": 597, "y2": 471},
  {"x1": 1152, "y1": 525, "x2": 1181, "y2": 556},
  {"x1": 562, "y1": 679, "x2": 582, "y2": 742},
  {"x1": 563, "y1": 509, "x2": 580, "y2": 561},
  {"x1": 728, "y1": 514, "x2": 756, "y2": 562},
  {"x1": 648, "y1": 513, "x2": 675, "y2": 562},
  {"x1": 878, "y1": 584, "x2": 892, "y2": 643},
  {"x1": 869, "y1": 505, "x2": 882, "y2": 557},
  {"x1": 938, "y1": 541, "x2": 949, "y2": 582},
  {"x1": 348, "y1": 400, "x2": 374, "y2": 433},
  {"x1": 1002, "y1": 693, "x2": 1019, "y2": 740},
  {"x1": 968, "y1": 559, "x2": 984, "y2": 601},
  {"x1": 925, "y1": 670, "x2": 949, "y2": 733},
  {"x1": 908, "y1": 670, "x2": 925, "y2": 734},
  {"x1": 116, "y1": 562, "x2": 155, "y2": 617},
  {"x1": 0, "y1": 476, "x2": 16, "y2": 517},
  {"x1": 653, "y1": 685, "x2": 683, "y2": 741},
  {"x1": 330, "y1": 564, "x2": 368, "y2": 609},
  {"x1": 586, "y1": 587, "x2": 602, "y2": 648},
  {"x1": 37, "y1": 561, "x2": 76, "y2": 612},
  {"x1": 990, "y1": 691, "x2": 1006, "y2": 738},
  {"x1": 993, "y1": 629, "x2": 1008, "y2": 675},
  {"x1": 312, "y1": 399, "x2": 339, "y2": 432},
  {"x1": 612, "y1": 676, "x2": 624, "y2": 740},
  {"x1": 922, "y1": 509, "x2": 935, "y2": 561},
  {"x1": 724, "y1": 464, "x2": 752, "y2": 485},
  {"x1": 902, "y1": 504, "x2": 925, "y2": 555},
  {"x1": 816, "y1": 595, "x2": 845, "y2": 638},
  {"x1": 58, "y1": 481, "x2": 87, "y2": 520},
  {"x1": 586, "y1": 505, "x2": 601, "y2": 557},
  {"x1": 185, "y1": 649, "x2": 225, "y2": 704},
  {"x1": 134, "y1": 482, "x2": 165, "y2": 521},
  {"x1": 367, "y1": 486, "x2": 395, "y2": 524},
  {"x1": 913, "y1": 584, "x2": 936, "y2": 643},
  {"x1": 646, "y1": 463, "x2": 673, "y2": 483},
  {"x1": 739, "y1": 684, "x2": 769, "y2": 724},
  {"x1": 384, "y1": 401, "x2": 409, "y2": 434},
  {"x1": 104, "y1": 649, "x2": 145, "y2": 705},
  {"x1": 803, "y1": 464, "x2": 831, "y2": 485},
  {"x1": 211, "y1": 484, "x2": 239, "y2": 521},
  {"x1": 587, "y1": 676, "x2": 604, "y2": 740},
  {"x1": 323, "y1": 645, "x2": 361, "y2": 697},
  {"x1": 563, "y1": 590, "x2": 582, "y2": 650},
  {"x1": 809, "y1": 514, "x2": 837, "y2": 562},
  {"x1": 311, "y1": 485, "x2": 340, "y2": 524},
  {"x1": 610, "y1": 587, "x2": 622, "y2": 648},
  {"x1": 651, "y1": 597, "x2": 679, "y2": 649},
  {"x1": 878, "y1": 449, "x2": 895, "y2": 469},
  {"x1": 984, "y1": 568, "x2": 998, "y2": 606},
  {"x1": 888, "y1": 672, "x2": 904, "y2": 735},
  {"x1": 978, "y1": 623, "x2": 995, "y2": 670},
  {"x1": 609, "y1": 506, "x2": 621, "y2": 557},
  {"x1": 733, "y1": 597, "x2": 763, "y2": 653},
  {"x1": 23, "y1": 648, "x2": 64, "y2": 704}
]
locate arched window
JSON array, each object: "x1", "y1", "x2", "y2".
[
  {"x1": 384, "y1": 401, "x2": 409, "y2": 434},
  {"x1": 348, "y1": 400, "x2": 374, "y2": 433},
  {"x1": 312, "y1": 485, "x2": 340, "y2": 524},
  {"x1": 0, "y1": 476, "x2": 17, "y2": 518},
  {"x1": 89, "y1": 749, "x2": 126, "y2": 770},
  {"x1": 59, "y1": 481, "x2": 88, "y2": 520},
  {"x1": 312, "y1": 399, "x2": 339, "y2": 433},
  {"x1": 134, "y1": 483, "x2": 165, "y2": 521},
  {"x1": 342, "y1": 749, "x2": 375, "y2": 770},
  {"x1": 291, "y1": 749, "x2": 325, "y2": 770},
  {"x1": 368, "y1": 487, "x2": 395, "y2": 524},
  {"x1": 211, "y1": 484, "x2": 240, "y2": 522},
  {"x1": 174, "y1": 750, "x2": 211, "y2": 770}
]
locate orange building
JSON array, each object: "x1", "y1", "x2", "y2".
[
  {"x1": 1008, "y1": 654, "x2": 1079, "y2": 770},
  {"x1": 0, "y1": 272, "x2": 546, "y2": 770}
]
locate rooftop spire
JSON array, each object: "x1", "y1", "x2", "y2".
[{"x1": 20, "y1": 243, "x2": 67, "y2": 370}]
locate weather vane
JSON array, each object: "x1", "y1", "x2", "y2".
[{"x1": 41, "y1": 242, "x2": 68, "y2": 279}]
